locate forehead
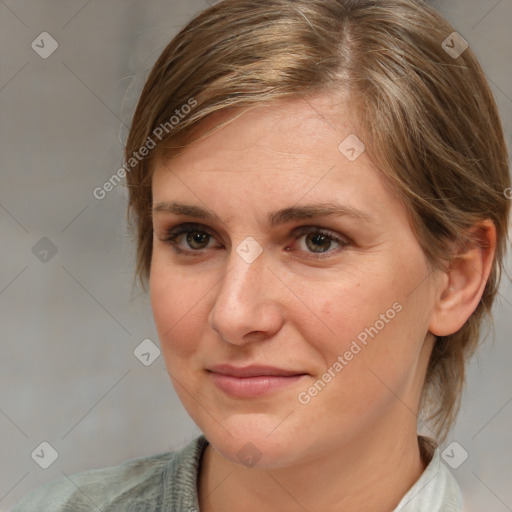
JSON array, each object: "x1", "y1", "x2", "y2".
[
  {"x1": 178, "y1": 93, "x2": 354, "y2": 156},
  {"x1": 151, "y1": 93, "x2": 406, "y2": 228},
  {"x1": 154, "y1": 93, "x2": 361, "y2": 181}
]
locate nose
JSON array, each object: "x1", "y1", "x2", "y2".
[{"x1": 208, "y1": 242, "x2": 284, "y2": 346}]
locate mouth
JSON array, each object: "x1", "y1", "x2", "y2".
[{"x1": 207, "y1": 364, "x2": 309, "y2": 398}]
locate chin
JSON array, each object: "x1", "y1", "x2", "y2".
[
  {"x1": 200, "y1": 418, "x2": 310, "y2": 470},
  {"x1": 212, "y1": 437, "x2": 297, "y2": 470}
]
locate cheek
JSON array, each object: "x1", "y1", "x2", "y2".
[
  {"x1": 296, "y1": 272, "x2": 397, "y2": 355},
  {"x1": 149, "y1": 254, "x2": 209, "y2": 363},
  {"x1": 302, "y1": 262, "x2": 429, "y2": 394}
]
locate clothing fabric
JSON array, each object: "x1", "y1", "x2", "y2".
[{"x1": 10, "y1": 435, "x2": 463, "y2": 511}]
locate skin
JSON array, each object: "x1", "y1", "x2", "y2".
[{"x1": 149, "y1": 93, "x2": 495, "y2": 512}]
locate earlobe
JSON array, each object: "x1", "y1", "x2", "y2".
[{"x1": 428, "y1": 220, "x2": 496, "y2": 337}]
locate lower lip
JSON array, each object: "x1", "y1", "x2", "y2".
[{"x1": 209, "y1": 372, "x2": 307, "y2": 398}]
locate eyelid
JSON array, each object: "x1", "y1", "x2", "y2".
[
  {"x1": 292, "y1": 225, "x2": 351, "y2": 244},
  {"x1": 157, "y1": 222, "x2": 221, "y2": 248}
]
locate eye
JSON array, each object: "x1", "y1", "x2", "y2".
[
  {"x1": 158, "y1": 222, "x2": 220, "y2": 256},
  {"x1": 156, "y1": 222, "x2": 350, "y2": 259},
  {"x1": 290, "y1": 226, "x2": 350, "y2": 259}
]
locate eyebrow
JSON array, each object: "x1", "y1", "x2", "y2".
[{"x1": 152, "y1": 200, "x2": 376, "y2": 226}]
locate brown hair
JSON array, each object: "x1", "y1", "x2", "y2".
[{"x1": 125, "y1": 0, "x2": 510, "y2": 442}]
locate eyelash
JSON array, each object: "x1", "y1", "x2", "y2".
[{"x1": 158, "y1": 222, "x2": 350, "y2": 260}]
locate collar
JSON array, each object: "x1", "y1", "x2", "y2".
[{"x1": 392, "y1": 436, "x2": 463, "y2": 511}]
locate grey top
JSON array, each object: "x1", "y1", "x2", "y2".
[{"x1": 10, "y1": 435, "x2": 463, "y2": 511}]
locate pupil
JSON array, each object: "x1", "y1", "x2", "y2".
[
  {"x1": 307, "y1": 233, "x2": 330, "y2": 253},
  {"x1": 187, "y1": 231, "x2": 208, "y2": 248}
]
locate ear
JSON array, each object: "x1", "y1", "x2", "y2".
[{"x1": 428, "y1": 220, "x2": 497, "y2": 337}]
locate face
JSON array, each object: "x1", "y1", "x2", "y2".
[{"x1": 150, "y1": 94, "x2": 439, "y2": 469}]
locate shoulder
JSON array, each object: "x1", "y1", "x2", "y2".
[{"x1": 9, "y1": 436, "x2": 208, "y2": 512}]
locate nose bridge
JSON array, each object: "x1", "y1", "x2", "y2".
[{"x1": 209, "y1": 239, "x2": 282, "y2": 344}]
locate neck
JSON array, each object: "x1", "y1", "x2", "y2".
[{"x1": 198, "y1": 416, "x2": 426, "y2": 512}]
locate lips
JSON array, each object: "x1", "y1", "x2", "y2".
[
  {"x1": 207, "y1": 364, "x2": 307, "y2": 378},
  {"x1": 207, "y1": 364, "x2": 308, "y2": 398}
]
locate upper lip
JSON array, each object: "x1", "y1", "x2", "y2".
[{"x1": 208, "y1": 364, "x2": 307, "y2": 378}]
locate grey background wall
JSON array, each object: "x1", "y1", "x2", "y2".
[{"x1": 0, "y1": 1, "x2": 511, "y2": 510}]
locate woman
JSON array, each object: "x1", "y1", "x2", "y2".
[{"x1": 12, "y1": 0, "x2": 509, "y2": 510}]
